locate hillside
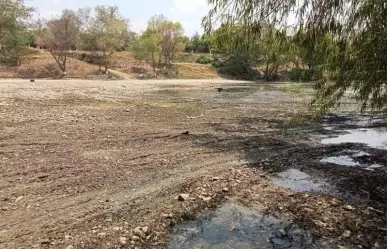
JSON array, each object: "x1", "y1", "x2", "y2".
[{"x1": 0, "y1": 48, "x2": 112, "y2": 79}]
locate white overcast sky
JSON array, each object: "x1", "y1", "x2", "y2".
[{"x1": 26, "y1": 0, "x2": 211, "y2": 36}]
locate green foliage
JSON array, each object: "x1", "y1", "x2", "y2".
[
  {"x1": 185, "y1": 32, "x2": 210, "y2": 53},
  {"x1": 77, "y1": 5, "x2": 131, "y2": 71},
  {"x1": 205, "y1": 0, "x2": 387, "y2": 112},
  {"x1": 134, "y1": 15, "x2": 186, "y2": 72},
  {"x1": 281, "y1": 84, "x2": 307, "y2": 99},
  {"x1": 195, "y1": 55, "x2": 212, "y2": 64},
  {"x1": 289, "y1": 69, "x2": 310, "y2": 82},
  {"x1": 214, "y1": 54, "x2": 258, "y2": 80},
  {"x1": 0, "y1": 0, "x2": 33, "y2": 63}
]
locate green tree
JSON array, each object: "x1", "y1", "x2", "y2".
[
  {"x1": 79, "y1": 6, "x2": 130, "y2": 72},
  {"x1": 0, "y1": 0, "x2": 33, "y2": 64},
  {"x1": 205, "y1": 0, "x2": 387, "y2": 112},
  {"x1": 135, "y1": 15, "x2": 186, "y2": 73}
]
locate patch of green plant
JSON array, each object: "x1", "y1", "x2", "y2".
[
  {"x1": 281, "y1": 84, "x2": 307, "y2": 99},
  {"x1": 195, "y1": 55, "x2": 213, "y2": 64},
  {"x1": 214, "y1": 54, "x2": 258, "y2": 80}
]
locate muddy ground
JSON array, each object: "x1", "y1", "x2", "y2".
[{"x1": 0, "y1": 79, "x2": 386, "y2": 249}]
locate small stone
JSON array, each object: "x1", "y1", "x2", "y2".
[
  {"x1": 211, "y1": 177, "x2": 220, "y2": 181},
  {"x1": 342, "y1": 230, "x2": 352, "y2": 238},
  {"x1": 131, "y1": 235, "x2": 140, "y2": 241},
  {"x1": 1, "y1": 207, "x2": 9, "y2": 211},
  {"x1": 146, "y1": 235, "x2": 151, "y2": 241},
  {"x1": 222, "y1": 188, "x2": 229, "y2": 193},
  {"x1": 97, "y1": 232, "x2": 107, "y2": 237},
  {"x1": 199, "y1": 196, "x2": 211, "y2": 202},
  {"x1": 15, "y1": 196, "x2": 24, "y2": 203},
  {"x1": 64, "y1": 235, "x2": 72, "y2": 240},
  {"x1": 142, "y1": 226, "x2": 149, "y2": 234},
  {"x1": 113, "y1": 227, "x2": 121, "y2": 231},
  {"x1": 119, "y1": 237, "x2": 127, "y2": 245},
  {"x1": 162, "y1": 213, "x2": 173, "y2": 219},
  {"x1": 373, "y1": 242, "x2": 381, "y2": 248},
  {"x1": 105, "y1": 218, "x2": 113, "y2": 222},
  {"x1": 65, "y1": 246, "x2": 74, "y2": 249},
  {"x1": 343, "y1": 205, "x2": 356, "y2": 211},
  {"x1": 40, "y1": 239, "x2": 51, "y2": 245},
  {"x1": 133, "y1": 227, "x2": 146, "y2": 239},
  {"x1": 178, "y1": 194, "x2": 190, "y2": 201}
]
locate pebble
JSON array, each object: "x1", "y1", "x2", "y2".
[
  {"x1": 131, "y1": 235, "x2": 140, "y2": 241},
  {"x1": 65, "y1": 246, "x2": 74, "y2": 249},
  {"x1": 40, "y1": 239, "x2": 51, "y2": 245},
  {"x1": 15, "y1": 196, "x2": 24, "y2": 203},
  {"x1": 222, "y1": 188, "x2": 229, "y2": 192},
  {"x1": 178, "y1": 194, "x2": 190, "y2": 201},
  {"x1": 343, "y1": 205, "x2": 356, "y2": 211},
  {"x1": 162, "y1": 213, "x2": 173, "y2": 219},
  {"x1": 113, "y1": 227, "x2": 121, "y2": 231},
  {"x1": 97, "y1": 232, "x2": 107, "y2": 237},
  {"x1": 211, "y1": 177, "x2": 220, "y2": 181},
  {"x1": 119, "y1": 237, "x2": 127, "y2": 245},
  {"x1": 342, "y1": 230, "x2": 352, "y2": 238},
  {"x1": 133, "y1": 227, "x2": 146, "y2": 239},
  {"x1": 142, "y1": 226, "x2": 149, "y2": 234}
]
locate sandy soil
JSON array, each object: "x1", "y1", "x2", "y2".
[{"x1": 0, "y1": 79, "x2": 385, "y2": 249}]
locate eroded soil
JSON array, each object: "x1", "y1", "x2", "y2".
[{"x1": 0, "y1": 79, "x2": 386, "y2": 249}]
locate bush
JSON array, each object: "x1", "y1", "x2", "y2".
[
  {"x1": 215, "y1": 54, "x2": 257, "y2": 80},
  {"x1": 195, "y1": 55, "x2": 213, "y2": 64}
]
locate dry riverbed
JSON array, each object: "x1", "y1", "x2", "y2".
[{"x1": 0, "y1": 79, "x2": 386, "y2": 249}]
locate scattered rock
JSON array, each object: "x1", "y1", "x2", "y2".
[
  {"x1": 211, "y1": 177, "x2": 220, "y2": 181},
  {"x1": 133, "y1": 227, "x2": 146, "y2": 239},
  {"x1": 40, "y1": 239, "x2": 51, "y2": 245},
  {"x1": 97, "y1": 232, "x2": 107, "y2": 237},
  {"x1": 162, "y1": 213, "x2": 173, "y2": 219},
  {"x1": 119, "y1": 237, "x2": 127, "y2": 245},
  {"x1": 113, "y1": 227, "x2": 121, "y2": 231},
  {"x1": 105, "y1": 218, "x2": 113, "y2": 222},
  {"x1": 343, "y1": 205, "x2": 356, "y2": 211},
  {"x1": 131, "y1": 235, "x2": 140, "y2": 241},
  {"x1": 64, "y1": 235, "x2": 72, "y2": 240},
  {"x1": 65, "y1": 246, "x2": 74, "y2": 249},
  {"x1": 181, "y1": 131, "x2": 190, "y2": 135},
  {"x1": 142, "y1": 226, "x2": 149, "y2": 234},
  {"x1": 1, "y1": 207, "x2": 9, "y2": 211},
  {"x1": 15, "y1": 196, "x2": 24, "y2": 203},
  {"x1": 178, "y1": 194, "x2": 190, "y2": 201},
  {"x1": 199, "y1": 196, "x2": 212, "y2": 202},
  {"x1": 342, "y1": 230, "x2": 352, "y2": 238},
  {"x1": 222, "y1": 187, "x2": 229, "y2": 193}
]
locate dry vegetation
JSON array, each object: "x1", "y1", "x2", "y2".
[{"x1": 0, "y1": 48, "x2": 107, "y2": 79}]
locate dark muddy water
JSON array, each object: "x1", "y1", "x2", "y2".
[{"x1": 169, "y1": 203, "x2": 331, "y2": 249}]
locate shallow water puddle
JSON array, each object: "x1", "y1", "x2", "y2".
[
  {"x1": 321, "y1": 128, "x2": 387, "y2": 150},
  {"x1": 169, "y1": 202, "x2": 330, "y2": 249},
  {"x1": 320, "y1": 156, "x2": 360, "y2": 166},
  {"x1": 271, "y1": 169, "x2": 332, "y2": 193}
]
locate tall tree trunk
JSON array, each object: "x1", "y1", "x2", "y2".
[
  {"x1": 264, "y1": 58, "x2": 270, "y2": 80},
  {"x1": 151, "y1": 51, "x2": 156, "y2": 73}
]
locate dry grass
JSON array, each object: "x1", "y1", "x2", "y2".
[
  {"x1": 175, "y1": 63, "x2": 219, "y2": 79},
  {"x1": 0, "y1": 49, "x2": 104, "y2": 79}
]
